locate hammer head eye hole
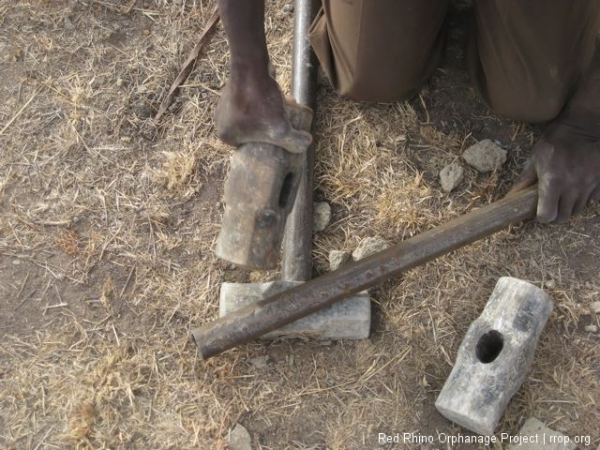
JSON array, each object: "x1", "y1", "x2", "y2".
[
  {"x1": 279, "y1": 173, "x2": 294, "y2": 209},
  {"x1": 476, "y1": 330, "x2": 504, "y2": 364}
]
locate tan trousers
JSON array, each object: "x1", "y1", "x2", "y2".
[{"x1": 308, "y1": 0, "x2": 600, "y2": 122}]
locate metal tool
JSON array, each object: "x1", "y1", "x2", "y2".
[
  {"x1": 192, "y1": 187, "x2": 538, "y2": 359},
  {"x1": 215, "y1": 0, "x2": 319, "y2": 272}
]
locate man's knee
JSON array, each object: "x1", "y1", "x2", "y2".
[
  {"x1": 487, "y1": 89, "x2": 565, "y2": 123},
  {"x1": 309, "y1": 0, "x2": 449, "y2": 102}
]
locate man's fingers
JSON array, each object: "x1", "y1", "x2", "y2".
[
  {"x1": 536, "y1": 177, "x2": 561, "y2": 223},
  {"x1": 556, "y1": 193, "x2": 578, "y2": 223},
  {"x1": 508, "y1": 159, "x2": 537, "y2": 195},
  {"x1": 573, "y1": 186, "x2": 596, "y2": 215},
  {"x1": 590, "y1": 186, "x2": 600, "y2": 203}
]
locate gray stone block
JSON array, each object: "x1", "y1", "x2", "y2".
[
  {"x1": 463, "y1": 139, "x2": 507, "y2": 172},
  {"x1": 439, "y1": 163, "x2": 464, "y2": 192},
  {"x1": 220, "y1": 281, "x2": 371, "y2": 340},
  {"x1": 229, "y1": 423, "x2": 252, "y2": 450},
  {"x1": 329, "y1": 250, "x2": 350, "y2": 271},
  {"x1": 352, "y1": 237, "x2": 391, "y2": 261},
  {"x1": 506, "y1": 417, "x2": 575, "y2": 450},
  {"x1": 435, "y1": 277, "x2": 553, "y2": 435}
]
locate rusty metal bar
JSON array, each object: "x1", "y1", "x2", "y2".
[
  {"x1": 191, "y1": 187, "x2": 538, "y2": 359},
  {"x1": 281, "y1": 0, "x2": 319, "y2": 282}
]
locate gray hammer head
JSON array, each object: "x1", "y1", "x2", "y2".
[
  {"x1": 215, "y1": 144, "x2": 303, "y2": 270},
  {"x1": 215, "y1": 102, "x2": 313, "y2": 271},
  {"x1": 220, "y1": 281, "x2": 371, "y2": 340}
]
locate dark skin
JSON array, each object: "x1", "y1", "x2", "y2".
[
  {"x1": 215, "y1": 0, "x2": 311, "y2": 154},
  {"x1": 216, "y1": 0, "x2": 600, "y2": 223},
  {"x1": 509, "y1": 49, "x2": 600, "y2": 223}
]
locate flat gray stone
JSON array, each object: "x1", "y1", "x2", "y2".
[
  {"x1": 314, "y1": 201, "x2": 332, "y2": 232},
  {"x1": 329, "y1": 250, "x2": 350, "y2": 271},
  {"x1": 463, "y1": 139, "x2": 507, "y2": 173},
  {"x1": 229, "y1": 423, "x2": 252, "y2": 450},
  {"x1": 436, "y1": 277, "x2": 553, "y2": 435},
  {"x1": 439, "y1": 163, "x2": 464, "y2": 192},
  {"x1": 220, "y1": 281, "x2": 370, "y2": 340},
  {"x1": 590, "y1": 301, "x2": 600, "y2": 314},
  {"x1": 584, "y1": 324, "x2": 598, "y2": 333},
  {"x1": 506, "y1": 417, "x2": 575, "y2": 450},
  {"x1": 249, "y1": 355, "x2": 269, "y2": 369},
  {"x1": 352, "y1": 237, "x2": 391, "y2": 261}
]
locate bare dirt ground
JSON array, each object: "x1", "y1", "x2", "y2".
[{"x1": 1, "y1": 1, "x2": 599, "y2": 449}]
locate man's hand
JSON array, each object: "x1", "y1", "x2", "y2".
[
  {"x1": 215, "y1": 74, "x2": 312, "y2": 154},
  {"x1": 510, "y1": 121, "x2": 600, "y2": 223},
  {"x1": 510, "y1": 43, "x2": 600, "y2": 224}
]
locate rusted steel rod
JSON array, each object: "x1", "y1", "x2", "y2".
[
  {"x1": 191, "y1": 187, "x2": 538, "y2": 359},
  {"x1": 281, "y1": 0, "x2": 318, "y2": 282}
]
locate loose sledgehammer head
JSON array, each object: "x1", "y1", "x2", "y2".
[
  {"x1": 215, "y1": 144, "x2": 303, "y2": 270},
  {"x1": 219, "y1": 281, "x2": 371, "y2": 340},
  {"x1": 435, "y1": 277, "x2": 553, "y2": 435},
  {"x1": 215, "y1": 104, "x2": 313, "y2": 271}
]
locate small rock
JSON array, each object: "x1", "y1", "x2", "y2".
[
  {"x1": 584, "y1": 325, "x2": 598, "y2": 333},
  {"x1": 249, "y1": 355, "x2": 269, "y2": 369},
  {"x1": 120, "y1": 136, "x2": 132, "y2": 144},
  {"x1": 329, "y1": 250, "x2": 350, "y2": 271},
  {"x1": 134, "y1": 102, "x2": 153, "y2": 119},
  {"x1": 116, "y1": 78, "x2": 123, "y2": 87},
  {"x1": 352, "y1": 237, "x2": 391, "y2": 261},
  {"x1": 64, "y1": 18, "x2": 75, "y2": 30},
  {"x1": 283, "y1": 3, "x2": 294, "y2": 13},
  {"x1": 439, "y1": 163, "x2": 464, "y2": 192},
  {"x1": 229, "y1": 424, "x2": 252, "y2": 450},
  {"x1": 590, "y1": 301, "x2": 600, "y2": 314},
  {"x1": 506, "y1": 417, "x2": 576, "y2": 450},
  {"x1": 313, "y1": 202, "x2": 331, "y2": 232},
  {"x1": 463, "y1": 139, "x2": 507, "y2": 173}
]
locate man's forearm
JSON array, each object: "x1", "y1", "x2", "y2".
[{"x1": 217, "y1": 0, "x2": 270, "y2": 81}]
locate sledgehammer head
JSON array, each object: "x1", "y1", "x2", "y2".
[
  {"x1": 219, "y1": 281, "x2": 371, "y2": 340},
  {"x1": 215, "y1": 144, "x2": 303, "y2": 270},
  {"x1": 216, "y1": 102, "x2": 313, "y2": 270}
]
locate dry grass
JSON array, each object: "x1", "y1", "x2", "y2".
[{"x1": 1, "y1": 1, "x2": 599, "y2": 449}]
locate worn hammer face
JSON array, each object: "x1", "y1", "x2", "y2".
[
  {"x1": 216, "y1": 145, "x2": 303, "y2": 270},
  {"x1": 216, "y1": 103, "x2": 313, "y2": 270}
]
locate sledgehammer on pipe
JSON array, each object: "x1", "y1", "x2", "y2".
[{"x1": 191, "y1": 187, "x2": 538, "y2": 360}]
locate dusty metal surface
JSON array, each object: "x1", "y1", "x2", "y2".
[
  {"x1": 281, "y1": 0, "x2": 318, "y2": 281},
  {"x1": 193, "y1": 187, "x2": 539, "y2": 359},
  {"x1": 215, "y1": 143, "x2": 304, "y2": 270}
]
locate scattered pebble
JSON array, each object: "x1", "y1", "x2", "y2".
[
  {"x1": 584, "y1": 325, "x2": 598, "y2": 333},
  {"x1": 283, "y1": 3, "x2": 294, "y2": 13},
  {"x1": 590, "y1": 301, "x2": 600, "y2": 314},
  {"x1": 229, "y1": 423, "x2": 252, "y2": 450},
  {"x1": 134, "y1": 102, "x2": 153, "y2": 119},
  {"x1": 116, "y1": 78, "x2": 123, "y2": 87},
  {"x1": 439, "y1": 163, "x2": 464, "y2": 192},
  {"x1": 249, "y1": 355, "x2": 269, "y2": 369},
  {"x1": 313, "y1": 201, "x2": 331, "y2": 232},
  {"x1": 329, "y1": 250, "x2": 350, "y2": 271},
  {"x1": 120, "y1": 136, "x2": 132, "y2": 144},
  {"x1": 463, "y1": 139, "x2": 507, "y2": 173},
  {"x1": 352, "y1": 237, "x2": 391, "y2": 261}
]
